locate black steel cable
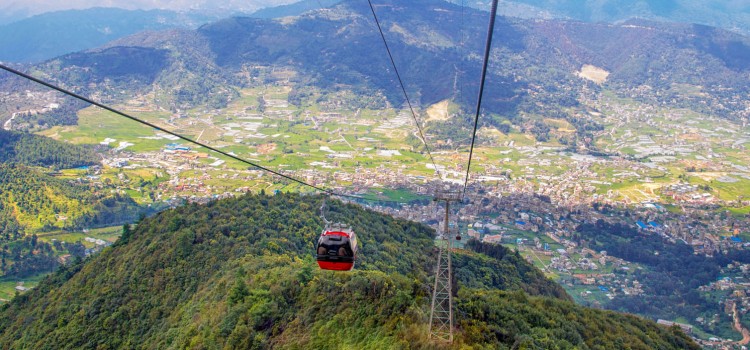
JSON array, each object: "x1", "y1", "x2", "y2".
[
  {"x1": 365, "y1": 0, "x2": 442, "y2": 179},
  {"x1": 462, "y1": 0, "x2": 499, "y2": 198},
  {"x1": 459, "y1": 0, "x2": 466, "y2": 101},
  {"x1": 0, "y1": 63, "x2": 406, "y2": 203}
]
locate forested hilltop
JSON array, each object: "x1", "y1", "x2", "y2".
[
  {"x1": 0, "y1": 129, "x2": 97, "y2": 169},
  {"x1": 0, "y1": 130, "x2": 149, "y2": 238},
  {"x1": 0, "y1": 193, "x2": 698, "y2": 349}
]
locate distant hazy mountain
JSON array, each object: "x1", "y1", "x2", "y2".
[
  {"x1": 452, "y1": 0, "x2": 750, "y2": 35},
  {"x1": 5, "y1": 0, "x2": 749, "y2": 35},
  {"x1": 0, "y1": 8, "x2": 28, "y2": 26},
  {"x1": 9, "y1": 0, "x2": 746, "y2": 65},
  {"x1": 0, "y1": 0, "x2": 347, "y2": 63},
  {"x1": 250, "y1": 0, "x2": 342, "y2": 19},
  {"x1": 0, "y1": 8, "x2": 219, "y2": 63},
  {"x1": 0, "y1": 0, "x2": 298, "y2": 23}
]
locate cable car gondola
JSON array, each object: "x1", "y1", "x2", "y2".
[{"x1": 316, "y1": 223, "x2": 357, "y2": 271}]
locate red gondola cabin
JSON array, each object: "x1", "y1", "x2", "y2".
[{"x1": 316, "y1": 223, "x2": 357, "y2": 271}]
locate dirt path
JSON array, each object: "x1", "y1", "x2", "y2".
[
  {"x1": 339, "y1": 132, "x2": 354, "y2": 150},
  {"x1": 3, "y1": 112, "x2": 17, "y2": 130},
  {"x1": 732, "y1": 302, "x2": 750, "y2": 345}
]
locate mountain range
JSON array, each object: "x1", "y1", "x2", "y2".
[
  {"x1": 5, "y1": 0, "x2": 747, "y2": 142},
  {"x1": 486, "y1": 0, "x2": 750, "y2": 35},
  {"x1": 4, "y1": 0, "x2": 750, "y2": 63},
  {"x1": 6, "y1": 0, "x2": 750, "y2": 33},
  {"x1": 0, "y1": 0, "x2": 297, "y2": 25},
  {"x1": 0, "y1": 8, "x2": 218, "y2": 63}
]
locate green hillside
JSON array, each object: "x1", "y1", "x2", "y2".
[
  {"x1": 0, "y1": 193, "x2": 698, "y2": 349},
  {"x1": 0, "y1": 164, "x2": 145, "y2": 238},
  {"x1": 0, "y1": 129, "x2": 97, "y2": 169},
  {"x1": 0, "y1": 130, "x2": 149, "y2": 238}
]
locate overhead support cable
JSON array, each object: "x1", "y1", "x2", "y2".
[
  {"x1": 365, "y1": 0, "x2": 442, "y2": 179},
  {"x1": 0, "y1": 63, "x2": 403, "y2": 203},
  {"x1": 462, "y1": 0, "x2": 499, "y2": 199},
  {"x1": 457, "y1": 0, "x2": 467, "y2": 102}
]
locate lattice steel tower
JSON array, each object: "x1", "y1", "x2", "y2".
[{"x1": 429, "y1": 191, "x2": 461, "y2": 343}]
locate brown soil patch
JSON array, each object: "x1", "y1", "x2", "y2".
[
  {"x1": 257, "y1": 143, "x2": 277, "y2": 154},
  {"x1": 678, "y1": 133, "x2": 704, "y2": 142}
]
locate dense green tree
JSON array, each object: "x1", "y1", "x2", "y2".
[
  {"x1": 0, "y1": 129, "x2": 98, "y2": 169},
  {"x1": 0, "y1": 164, "x2": 151, "y2": 239}
]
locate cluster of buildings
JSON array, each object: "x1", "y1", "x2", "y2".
[{"x1": 661, "y1": 183, "x2": 715, "y2": 203}]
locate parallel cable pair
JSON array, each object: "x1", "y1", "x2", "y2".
[{"x1": 365, "y1": 0, "x2": 500, "y2": 199}]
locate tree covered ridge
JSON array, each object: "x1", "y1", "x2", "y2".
[
  {"x1": 459, "y1": 239, "x2": 570, "y2": 300},
  {"x1": 0, "y1": 129, "x2": 150, "y2": 238},
  {"x1": 576, "y1": 220, "x2": 750, "y2": 338},
  {"x1": 0, "y1": 164, "x2": 146, "y2": 238},
  {"x1": 0, "y1": 193, "x2": 698, "y2": 349},
  {"x1": 0, "y1": 129, "x2": 98, "y2": 169},
  {"x1": 457, "y1": 288, "x2": 699, "y2": 349}
]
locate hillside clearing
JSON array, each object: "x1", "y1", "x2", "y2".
[{"x1": 577, "y1": 64, "x2": 610, "y2": 84}]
